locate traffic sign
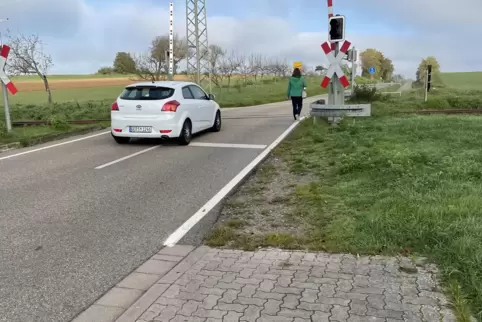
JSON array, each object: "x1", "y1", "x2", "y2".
[
  {"x1": 320, "y1": 40, "x2": 351, "y2": 88},
  {"x1": 0, "y1": 45, "x2": 18, "y2": 95},
  {"x1": 368, "y1": 67, "x2": 376, "y2": 75}
]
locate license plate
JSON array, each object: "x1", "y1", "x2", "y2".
[{"x1": 129, "y1": 126, "x2": 152, "y2": 133}]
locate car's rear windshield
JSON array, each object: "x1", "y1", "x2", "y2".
[{"x1": 119, "y1": 86, "x2": 174, "y2": 100}]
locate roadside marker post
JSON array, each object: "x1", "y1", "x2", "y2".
[
  {"x1": 0, "y1": 44, "x2": 18, "y2": 132},
  {"x1": 168, "y1": 2, "x2": 174, "y2": 80}
]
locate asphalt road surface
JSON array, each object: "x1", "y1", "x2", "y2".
[{"x1": 0, "y1": 96, "x2": 323, "y2": 322}]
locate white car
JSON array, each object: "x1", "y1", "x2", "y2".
[{"x1": 110, "y1": 81, "x2": 222, "y2": 145}]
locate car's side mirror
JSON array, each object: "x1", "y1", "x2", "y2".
[{"x1": 208, "y1": 94, "x2": 215, "y2": 100}]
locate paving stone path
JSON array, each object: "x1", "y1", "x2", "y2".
[{"x1": 74, "y1": 246, "x2": 458, "y2": 322}]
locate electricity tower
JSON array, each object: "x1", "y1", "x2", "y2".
[{"x1": 185, "y1": 0, "x2": 209, "y2": 85}]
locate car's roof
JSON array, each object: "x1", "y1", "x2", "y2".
[{"x1": 125, "y1": 81, "x2": 198, "y2": 88}]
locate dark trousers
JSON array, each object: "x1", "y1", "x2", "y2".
[{"x1": 291, "y1": 96, "x2": 303, "y2": 118}]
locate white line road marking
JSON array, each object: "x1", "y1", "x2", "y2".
[
  {"x1": 95, "y1": 142, "x2": 266, "y2": 170},
  {"x1": 189, "y1": 142, "x2": 266, "y2": 149},
  {"x1": 163, "y1": 116, "x2": 308, "y2": 247},
  {"x1": 94, "y1": 146, "x2": 159, "y2": 169},
  {"x1": 0, "y1": 131, "x2": 111, "y2": 161}
]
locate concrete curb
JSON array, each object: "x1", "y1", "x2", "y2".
[{"x1": 71, "y1": 245, "x2": 207, "y2": 322}]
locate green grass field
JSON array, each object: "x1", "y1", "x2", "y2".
[{"x1": 440, "y1": 71, "x2": 482, "y2": 90}]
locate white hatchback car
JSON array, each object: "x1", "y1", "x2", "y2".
[{"x1": 110, "y1": 81, "x2": 222, "y2": 145}]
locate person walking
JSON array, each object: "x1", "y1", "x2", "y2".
[{"x1": 286, "y1": 68, "x2": 307, "y2": 120}]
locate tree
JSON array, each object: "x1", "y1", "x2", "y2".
[
  {"x1": 380, "y1": 55, "x2": 394, "y2": 81},
  {"x1": 113, "y1": 52, "x2": 136, "y2": 74},
  {"x1": 202, "y1": 44, "x2": 225, "y2": 88},
  {"x1": 392, "y1": 74, "x2": 405, "y2": 83},
  {"x1": 315, "y1": 65, "x2": 325, "y2": 71},
  {"x1": 134, "y1": 34, "x2": 187, "y2": 81},
  {"x1": 360, "y1": 49, "x2": 382, "y2": 78},
  {"x1": 6, "y1": 31, "x2": 54, "y2": 104},
  {"x1": 219, "y1": 51, "x2": 242, "y2": 88},
  {"x1": 360, "y1": 49, "x2": 394, "y2": 82},
  {"x1": 247, "y1": 53, "x2": 263, "y2": 83},
  {"x1": 416, "y1": 56, "x2": 441, "y2": 86},
  {"x1": 97, "y1": 67, "x2": 115, "y2": 74}
]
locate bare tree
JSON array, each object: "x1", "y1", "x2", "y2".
[
  {"x1": 134, "y1": 34, "x2": 187, "y2": 81},
  {"x1": 237, "y1": 55, "x2": 250, "y2": 86},
  {"x1": 279, "y1": 59, "x2": 290, "y2": 77},
  {"x1": 132, "y1": 52, "x2": 165, "y2": 81},
  {"x1": 202, "y1": 44, "x2": 226, "y2": 88},
  {"x1": 247, "y1": 53, "x2": 263, "y2": 84},
  {"x1": 219, "y1": 51, "x2": 241, "y2": 88},
  {"x1": 6, "y1": 31, "x2": 54, "y2": 104},
  {"x1": 259, "y1": 56, "x2": 270, "y2": 80}
]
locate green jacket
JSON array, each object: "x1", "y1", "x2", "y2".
[{"x1": 287, "y1": 76, "x2": 306, "y2": 97}]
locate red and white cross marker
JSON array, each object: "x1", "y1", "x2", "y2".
[
  {"x1": 320, "y1": 40, "x2": 351, "y2": 88},
  {"x1": 0, "y1": 45, "x2": 18, "y2": 95}
]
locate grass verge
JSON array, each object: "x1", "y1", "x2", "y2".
[
  {"x1": 0, "y1": 122, "x2": 110, "y2": 146},
  {"x1": 206, "y1": 88, "x2": 482, "y2": 319}
]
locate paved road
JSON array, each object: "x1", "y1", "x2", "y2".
[
  {"x1": 0, "y1": 96, "x2": 322, "y2": 322},
  {"x1": 399, "y1": 81, "x2": 413, "y2": 91}
]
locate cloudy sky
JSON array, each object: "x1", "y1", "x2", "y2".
[{"x1": 1, "y1": 0, "x2": 481, "y2": 78}]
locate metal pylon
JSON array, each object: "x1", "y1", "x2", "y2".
[{"x1": 186, "y1": 0, "x2": 209, "y2": 85}]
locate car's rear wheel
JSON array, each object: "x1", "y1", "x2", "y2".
[
  {"x1": 178, "y1": 119, "x2": 192, "y2": 145},
  {"x1": 113, "y1": 135, "x2": 130, "y2": 144},
  {"x1": 211, "y1": 111, "x2": 221, "y2": 132}
]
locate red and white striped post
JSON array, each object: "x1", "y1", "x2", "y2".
[
  {"x1": 0, "y1": 44, "x2": 18, "y2": 132},
  {"x1": 327, "y1": 0, "x2": 335, "y2": 50},
  {"x1": 0, "y1": 45, "x2": 18, "y2": 95}
]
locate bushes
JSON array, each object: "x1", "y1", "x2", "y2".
[
  {"x1": 97, "y1": 67, "x2": 115, "y2": 75},
  {"x1": 349, "y1": 84, "x2": 391, "y2": 103}
]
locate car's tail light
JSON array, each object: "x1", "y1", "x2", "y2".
[
  {"x1": 111, "y1": 101, "x2": 119, "y2": 111},
  {"x1": 161, "y1": 100, "x2": 180, "y2": 112}
]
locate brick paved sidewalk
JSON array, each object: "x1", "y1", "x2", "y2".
[{"x1": 73, "y1": 246, "x2": 457, "y2": 322}]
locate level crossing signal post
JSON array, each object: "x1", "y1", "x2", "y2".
[
  {"x1": 424, "y1": 64, "x2": 432, "y2": 102},
  {"x1": 310, "y1": 5, "x2": 371, "y2": 124},
  {"x1": 327, "y1": 15, "x2": 345, "y2": 106}
]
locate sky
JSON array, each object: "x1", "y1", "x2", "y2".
[{"x1": 1, "y1": 0, "x2": 481, "y2": 78}]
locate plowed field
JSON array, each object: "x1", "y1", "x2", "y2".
[{"x1": 6, "y1": 75, "x2": 192, "y2": 92}]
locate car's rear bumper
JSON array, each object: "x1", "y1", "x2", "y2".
[{"x1": 110, "y1": 118, "x2": 182, "y2": 138}]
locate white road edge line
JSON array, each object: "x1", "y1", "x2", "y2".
[
  {"x1": 189, "y1": 142, "x2": 267, "y2": 149},
  {"x1": 163, "y1": 116, "x2": 308, "y2": 247},
  {"x1": 94, "y1": 146, "x2": 160, "y2": 169},
  {"x1": 0, "y1": 131, "x2": 111, "y2": 161}
]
